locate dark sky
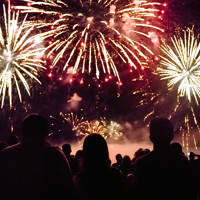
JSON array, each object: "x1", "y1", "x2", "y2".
[{"x1": 163, "y1": 0, "x2": 200, "y2": 32}]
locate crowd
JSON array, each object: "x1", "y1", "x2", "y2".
[{"x1": 0, "y1": 114, "x2": 200, "y2": 200}]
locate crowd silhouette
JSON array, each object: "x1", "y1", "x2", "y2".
[{"x1": 0, "y1": 114, "x2": 200, "y2": 200}]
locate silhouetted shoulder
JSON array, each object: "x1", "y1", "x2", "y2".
[
  {"x1": 136, "y1": 150, "x2": 189, "y2": 170},
  {"x1": 44, "y1": 145, "x2": 71, "y2": 171}
]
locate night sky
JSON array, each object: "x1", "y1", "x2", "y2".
[{"x1": 0, "y1": 0, "x2": 200, "y2": 142}]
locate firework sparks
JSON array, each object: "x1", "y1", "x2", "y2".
[
  {"x1": 16, "y1": 0, "x2": 164, "y2": 80},
  {"x1": 50, "y1": 112, "x2": 124, "y2": 141},
  {"x1": 0, "y1": 2, "x2": 45, "y2": 108},
  {"x1": 76, "y1": 118, "x2": 124, "y2": 140},
  {"x1": 135, "y1": 30, "x2": 200, "y2": 152},
  {"x1": 157, "y1": 29, "x2": 200, "y2": 152},
  {"x1": 135, "y1": 76, "x2": 200, "y2": 152},
  {"x1": 158, "y1": 29, "x2": 200, "y2": 105},
  {"x1": 80, "y1": 118, "x2": 108, "y2": 138},
  {"x1": 107, "y1": 120, "x2": 124, "y2": 140},
  {"x1": 60, "y1": 112, "x2": 86, "y2": 133}
]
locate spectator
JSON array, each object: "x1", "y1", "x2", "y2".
[
  {"x1": 112, "y1": 153, "x2": 122, "y2": 170},
  {"x1": 62, "y1": 143, "x2": 76, "y2": 173},
  {"x1": 170, "y1": 142, "x2": 187, "y2": 158},
  {"x1": 74, "y1": 150, "x2": 84, "y2": 174},
  {"x1": 0, "y1": 114, "x2": 74, "y2": 200},
  {"x1": 189, "y1": 152, "x2": 200, "y2": 199},
  {"x1": 132, "y1": 148, "x2": 144, "y2": 164},
  {"x1": 62, "y1": 143, "x2": 72, "y2": 158},
  {"x1": 134, "y1": 118, "x2": 195, "y2": 200},
  {"x1": 74, "y1": 133, "x2": 124, "y2": 200},
  {"x1": 121, "y1": 155, "x2": 132, "y2": 176}
]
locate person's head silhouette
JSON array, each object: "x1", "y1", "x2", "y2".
[
  {"x1": 62, "y1": 143, "x2": 72, "y2": 156},
  {"x1": 170, "y1": 142, "x2": 184, "y2": 155},
  {"x1": 22, "y1": 114, "x2": 49, "y2": 142},
  {"x1": 83, "y1": 133, "x2": 109, "y2": 169},
  {"x1": 115, "y1": 154, "x2": 122, "y2": 163},
  {"x1": 149, "y1": 118, "x2": 173, "y2": 149}
]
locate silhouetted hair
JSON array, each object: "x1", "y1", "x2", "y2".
[
  {"x1": 75, "y1": 150, "x2": 83, "y2": 160},
  {"x1": 22, "y1": 114, "x2": 49, "y2": 138},
  {"x1": 116, "y1": 154, "x2": 122, "y2": 162},
  {"x1": 83, "y1": 133, "x2": 109, "y2": 168},
  {"x1": 123, "y1": 155, "x2": 131, "y2": 165},
  {"x1": 150, "y1": 118, "x2": 173, "y2": 144},
  {"x1": 189, "y1": 152, "x2": 195, "y2": 160},
  {"x1": 170, "y1": 142, "x2": 183, "y2": 154},
  {"x1": 62, "y1": 143, "x2": 72, "y2": 155}
]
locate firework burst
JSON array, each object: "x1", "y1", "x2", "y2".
[
  {"x1": 50, "y1": 112, "x2": 124, "y2": 141},
  {"x1": 0, "y1": 2, "x2": 45, "y2": 108},
  {"x1": 135, "y1": 29, "x2": 200, "y2": 152},
  {"x1": 107, "y1": 120, "x2": 124, "y2": 140},
  {"x1": 16, "y1": 0, "x2": 164, "y2": 80},
  {"x1": 76, "y1": 118, "x2": 124, "y2": 140},
  {"x1": 158, "y1": 29, "x2": 200, "y2": 105},
  {"x1": 80, "y1": 118, "x2": 108, "y2": 138},
  {"x1": 60, "y1": 112, "x2": 86, "y2": 133}
]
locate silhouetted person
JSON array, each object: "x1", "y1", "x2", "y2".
[
  {"x1": 170, "y1": 142, "x2": 186, "y2": 157},
  {"x1": 112, "y1": 153, "x2": 122, "y2": 169},
  {"x1": 121, "y1": 155, "x2": 132, "y2": 176},
  {"x1": 189, "y1": 152, "x2": 200, "y2": 199},
  {"x1": 74, "y1": 150, "x2": 84, "y2": 174},
  {"x1": 132, "y1": 148, "x2": 149, "y2": 164},
  {"x1": 62, "y1": 143, "x2": 76, "y2": 173},
  {"x1": 74, "y1": 133, "x2": 123, "y2": 200},
  {"x1": 134, "y1": 118, "x2": 195, "y2": 200},
  {"x1": 0, "y1": 114, "x2": 74, "y2": 200},
  {"x1": 75, "y1": 149, "x2": 83, "y2": 160},
  {"x1": 62, "y1": 143, "x2": 72, "y2": 158}
]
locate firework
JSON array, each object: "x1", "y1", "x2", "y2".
[
  {"x1": 50, "y1": 112, "x2": 124, "y2": 141},
  {"x1": 76, "y1": 118, "x2": 124, "y2": 140},
  {"x1": 158, "y1": 29, "x2": 200, "y2": 105},
  {"x1": 60, "y1": 112, "x2": 86, "y2": 133},
  {"x1": 16, "y1": 0, "x2": 164, "y2": 80},
  {"x1": 107, "y1": 120, "x2": 124, "y2": 140},
  {"x1": 135, "y1": 29, "x2": 200, "y2": 152},
  {"x1": 0, "y1": 2, "x2": 45, "y2": 108},
  {"x1": 80, "y1": 118, "x2": 108, "y2": 138}
]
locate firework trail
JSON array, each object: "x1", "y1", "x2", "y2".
[
  {"x1": 16, "y1": 0, "x2": 164, "y2": 81},
  {"x1": 0, "y1": 1, "x2": 45, "y2": 108},
  {"x1": 135, "y1": 29, "x2": 200, "y2": 152}
]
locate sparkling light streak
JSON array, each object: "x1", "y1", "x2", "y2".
[
  {"x1": 0, "y1": 2, "x2": 45, "y2": 108},
  {"x1": 16, "y1": 0, "x2": 164, "y2": 81},
  {"x1": 79, "y1": 118, "x2": 108, "y2": 138},
  {"x1": 60, "y1": 112, "x2": 86, "y2": 133},
  {"x1": 158, "y1": 29, "x2": 200, "y2": 105},
  {"x1": 54, "y1": 112, "x2": 124, "y2": 141}
]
